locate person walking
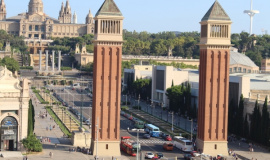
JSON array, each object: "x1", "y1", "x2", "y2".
[{"x1": 49, "y1": 152, "x2": 53, "y2": 158}]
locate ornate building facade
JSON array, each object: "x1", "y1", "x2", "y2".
[
  {"x1": 0, "y1": 66, "x2": 30, "y2": 151},
  {"x1": 0, "y1": 0, "x2": 94, "y2": 39}
]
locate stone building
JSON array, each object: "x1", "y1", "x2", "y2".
[
  {"x1": 0, "y1": 66, "x2": 30, "y2": 151},
  {"x1": 0, "y1": 0, "x2": 94, "y2": 40},
  {"x1": 74, "y1": 43, "x2": 93, "y2": 66}
]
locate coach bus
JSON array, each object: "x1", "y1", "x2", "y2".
[
  {"x1": 173, "y1": 136, "x2": 193, "y2": 152},
  {"x1": 144, "y1": 124, "x2": 160, "y2": 137},
  {"x1": 134, "y1": 120, "x2": 145, "y2": 129}
]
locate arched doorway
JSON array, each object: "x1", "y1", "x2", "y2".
[{"x1": 0, "y1": 116, "x2": 18, "y2": 151}]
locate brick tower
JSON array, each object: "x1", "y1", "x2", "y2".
[
  {"x1": 196, "y1": 0, "x2": 232, "y2": 156},
  {"x1": 91, "y1": 0, "x2": 123, "y2": 157}
]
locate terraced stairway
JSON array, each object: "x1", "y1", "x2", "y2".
[{"x1": 52, "y1": 107, "x2": 80, "y2": 132}]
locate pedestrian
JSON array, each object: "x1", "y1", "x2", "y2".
[
  {"x1": 55, "y1": 143, "x2": 57, "y2": 148},
  {"x1": 127, "y1": 127, "x2": 129, "y2": 131},
  {"x1": 69, "y1": 148, "x2": 71, "y2": 153},
  {"x1": 49, "y1": 152, "x2": 52, "y2": 158},
  {"x1": 251, "y1": 147, "x2": 254, "y2": 153},
  {"x1": 239, "y1": 142, "x2": 240, "y2": 146}
]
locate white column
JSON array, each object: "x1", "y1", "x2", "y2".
[
  {"x1": 45, "y1": 50, "x2": 49, "y2": 71},
  {"x1": 52, "y1": 50, "x2": 55, "y2": 72},
  {"x1": 58, "y1": 51, "x2": 61, "y2": 71},
  {"x1": 39, "y1": 50, "x2": 42, "y2": 71}
]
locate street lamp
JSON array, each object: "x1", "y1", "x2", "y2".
[
  {"x1": 95, "y1": 118, "x2": 101, "y2": 160},
  {"x1": 151, "y1": 101, "x2": 153, "y2": 115},
  {"x1": 136, "y1": 130, "x2": 140, "y2": 160},
  {"x1": 160, "y1": 102, "x2": 163, "y2": 119},
  {"x1": 169, "y1": 111, "x2": 174, "y2": 133},
  {"x1": 189, "y1": 118, "x2": 193, "y2": 141},
  {"x1": 137, "y1": 94, "x2": 140, "y2": 110}
]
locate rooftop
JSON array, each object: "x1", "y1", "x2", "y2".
[
  {"x1": 95, "y1": 0, "x2": 122, "y2": 17},
  {"x1": 201, "y1": 0, "x2": 231, "y2": 21}
]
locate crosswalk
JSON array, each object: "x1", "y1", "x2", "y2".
[{"x1": 139, "y1": 139, "x2": 167, "y2": 144}]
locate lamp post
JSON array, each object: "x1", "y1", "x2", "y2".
[
  {"x1": 151, "y1": 101, "x2": 153, "y2": 115},
  {"x1": 136, "y1": 130, "x2": 139, "y2": 160},
  {"x1": 189, "y1": 118, "x2": 193, "y2": 141},
  {"x1": 95, "y1": 118, "x2": 100, "y2": 160},
  {"x1": 160, "y1": 102, "x2": 163, "y2": 119},
  {"x1": 138, "y1": 94, "x2": 140, "y2": 110},
  {"x1": 169, "y1": 111, "x2": 174, "y2": 133}
]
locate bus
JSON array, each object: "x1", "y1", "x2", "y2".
[
  {"x1": 134, "y1": 120, "x2": 145, "y2": 129},
  {"x1": 120, "y1": 136, "x2": 140, "y2": 156},
  {"x1": 144, "y1": 124, "x2": 160, "y2": 137},
  {"x1": 173, "y1": 136, "x2": 193, "y2": 152}
]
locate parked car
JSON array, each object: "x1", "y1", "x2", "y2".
[
  {"x1": 155, "y1": 153, "x2": 163, "y2": 158},
  {"x1": 184, "y1": 154, "x2": 192, "y2": 160},
  {"x1": 145, "y1": 152, "x2": 154, "y2": 159},
  {"x1": 163, "y1": 143, "x2": 173, "y2": 151},
  {"x1": 143, "y1": 134, "x2": 151, "y2": 139}
]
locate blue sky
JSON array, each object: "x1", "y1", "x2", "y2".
[{"x1": 5, "y1": 0, "x2": 269, "y2": 35}]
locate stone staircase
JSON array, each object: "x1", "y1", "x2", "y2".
[
  {"x1": 12, "y1": 53, "x2": 23, "y2": 66},
  {"x1": 52, "y1": 107, "x2": 80, "y2": 132}
]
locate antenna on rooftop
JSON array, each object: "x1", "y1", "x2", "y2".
[{"x1": 244, "y1": 0, "x2": 259, "y2": 35}]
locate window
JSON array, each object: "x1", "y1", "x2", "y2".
[
  {"x1": 29, "y1": 25, "x2": 32, "y2": 31},
  {"x1": 238, "y1": 67, "x2": 242, "y2": 72},
  {"x1": 233, "y1": 67, "x2": 237, "y2": 72},
  {"x1": 41, "y1": 26, "x2": 45, "y2": 31},
  {"x1": 29, "y1": 34, "x2": 32, "y2": 38},
  {"x1": 106, "y1": 144, "x2": 108, "y2": 149},
  {"x1": 229, "y1": 68, "x2": 232, "y2": 73},
  {"x1": 35, "y1": 25, "x2": 39, "y2": 31},
  {"x1": 248, "y1": 70, "x2": 251, "y2": 73},
  {"x1": 215, "y1": 144, "x2": 217, "y2": 150},
  {"x1": 243, "y1": 68, "x2": 246, "y2": 73}
]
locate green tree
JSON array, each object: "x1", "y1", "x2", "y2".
[
  {"x1": 236, "y1": 94, "x2": 244, "y2": 136},
  {"x1": 22, "y1": 134, "x2": 42, "y2": 152},
  {"x1": 250, "y1": 100, "x2": 262, "y2": 142},
  {"x1": 0, "y1": 57, "x2": 20, "y2": 73},
  {"x1": 261, "y1": 96, "x2": 269, "y2": 145}
]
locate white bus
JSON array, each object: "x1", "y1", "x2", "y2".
[{"x1": 173, "y1": 136, "x2": 193, "y2": 152}]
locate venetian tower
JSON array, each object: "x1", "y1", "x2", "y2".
[
  {"x1": 196, "y1": 0, "x2": 232, "y2": 156},
  {"x1": 91, "y1": 0, "x2": 123, "y2": 157},
  {"x1": 0, "y1": 0, "x2": 6, "y2": 21},
  {"x1": 28, "y1": 0, "x2": 43, "y2": 15}
]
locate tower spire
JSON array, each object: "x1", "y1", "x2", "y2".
[{"x1": 0, "y1": 0, "x2": 6, "y2": 20}]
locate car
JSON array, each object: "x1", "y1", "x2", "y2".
[
  {"x1": 164, "y1": 135, "x2": 172, "y2": 141},
  {"x1": 154, "y1": 153, "x2": 163, "y2": 158},
  {"x1": 184, "y1": 154, "x2": 192, "y2": 160},
  {"x1": 151, "y1": 157, "x2": 160, "y2": 160},
  {"x1": 145, "y1": 152, "x2": 154, "y2": 159},
  {"x1": 143, "y1": 134, "x2": 151, "y2": 139},
  {"x1": 163, "y1": 143, "x2": 173, "y2": 151}
]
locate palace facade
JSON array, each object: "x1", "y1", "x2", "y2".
[{"x1": 0, "y1": 0, "x2": 94, "y2": 39}]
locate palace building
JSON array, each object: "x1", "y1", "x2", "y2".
[{"x1": 0, "y1": 0, "x2": 94, "y2": 39}]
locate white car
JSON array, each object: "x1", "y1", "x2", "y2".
[{"x1": 145, "y1": 152, "x2": 154, "y2": 159}]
